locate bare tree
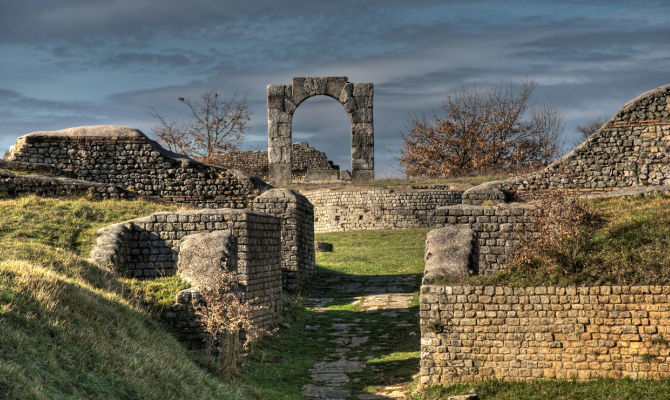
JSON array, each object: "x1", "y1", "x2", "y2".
[
  {"x1": 573, "y1": 116, "x2": 605, "y2": 147},
  {"x1": 151, "y1": 91, "x2": 250, "y2": 161},
  {"x1": 399, "y1": 81, "x2": 564, "y2": 177}
]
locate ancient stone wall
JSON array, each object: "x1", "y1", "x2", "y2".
[
  {"x1": 498, "y1": 84, "x2": 670, "y2": 196},
  {"x1": 0, "y1": 169, "x2": 137, "y2": 200},
  {"x1": 89, "y1": 208, "x2": 282, "y2": 327},
  {"x1": 304, "y1": 188, "x2": 462, "y2": 233},
  {"x1": 6, "y1": 125, "x2": 270, "y2": 208},
  {"x1": 253, "y1": 189, "x2": 315, "y2": 292},
  {"x1": 420, "y1": 284, "x2": 670, "y2": 384},
  {"x1": 434, "y1": 204, "x2": 535, "y2": 275},
  {"x1": 217, "y1": 142, "x2": 339, "y2": 182}
]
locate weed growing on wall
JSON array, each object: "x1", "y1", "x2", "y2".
[
  {"x1": 194, "y1": 271, "x2": 270, "y2": 353},
  {"x1": 499, "y1": 193, "x2": 670, "y2": 286},
  {"x1": 510, "y1": 192, "x2": 599, "y2": 275}
]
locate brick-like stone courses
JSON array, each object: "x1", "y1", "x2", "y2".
[
  {"x1": 434, "y1": 204, "x2": 535, "y2": 275},
  {"x1": 90, "y1": 208, "x2": 281, "y2": 328},
  {"x1": 168, "y1": 289, "x2": 209, "y2": 350},
  {"x1": 0, "y1": 169, "x2": 137, "y2": 200},
  {"x1": 420, "y1": 285, "x2": 670, "y2": 384},
  {"x1": 6, "y1": 125, "x2": 270, "y2": 208},
  {"x1": 168, "y1": 289, "x2": 240, "y2": 368},
  {"x1": 305, "y1": 188, "x2": 463, "y2": 233},
  {"x1": 253, "y1": 189, "x2": 315, "y2": 292},
  {"x1": 218, "y1": 142, "x2": 339, "y2": 182},
  {"x1": 267, "y1": 77, "x2": 374, "y2": 183},
  {"x1": 499, "y1": 84, "x2": 670, "y2": 195}
]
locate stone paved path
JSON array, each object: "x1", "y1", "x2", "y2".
[{"x1": 301, "y1": 275, "x2": 418, "y2": 400}]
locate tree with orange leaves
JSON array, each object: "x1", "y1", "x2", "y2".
[{"x1": 399, "y1": 81, "x2": 562, "y2": 177}]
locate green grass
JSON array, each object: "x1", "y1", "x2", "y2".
[
  {"x1": 411, "y1": 378, "x2": 670, "y2": 400},
  {"x1": 0, "y1": 195, "x2": 256, "y2": 399},
  {"x1": 315, "y1": 228, "x2": 431, "y2": 276}
]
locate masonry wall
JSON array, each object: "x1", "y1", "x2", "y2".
[
  {"x1": 434, "y1": 204, "x2": 535, "y2": 275},
  {"x1": 7, "y1": 125, "x2": 270, "y2": 208},
  {"x1": 253, "y1": 189, "x2": 315, "y2": 292},
  {"x1": 420, "y1": 285, "x2": 670, "y2": 384},
  {"x1": 90, "y1": 208, "x2": 282, "y2": 328},
  {"x1": 218, "y1": 142, "x2": 338, "y2": 182},
  {"x1": 498, "y1": 84, "x2": 670, "y2": 195},
  {"x1": 0, "y1": 169, "x2": 137, "y2": 200},
  {"x1": 304, "y1": 188, "x2": 463, "y2": 232}
]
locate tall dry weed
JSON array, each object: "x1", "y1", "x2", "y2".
[
  {"x1": 193, "y1": 271, "x2": 270, "y2": 354},
  {"x1": 510, "y1": 191, "x2": 599, "y2": 277}
]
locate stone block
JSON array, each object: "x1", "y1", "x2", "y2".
[
  {"x1": 315, "y1": 241, "x2": 333, "y2": 252},
  {"x1": 423, "y1": 226, "x2": 476, "y2": 283},
  {"x1": 177, "y1": 230, "x2": 237, "y2": 289}
]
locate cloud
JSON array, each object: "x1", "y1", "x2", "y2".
[{"x1": 104, "y1": 52, "x2": 192, "y2": 67}]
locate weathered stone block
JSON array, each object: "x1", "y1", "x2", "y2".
[
  {"x1": 177, "y1": 230, "x2": 237, "y2": 289},
  {"x1": 423, "y1": 226, "x2": 476, "y2": 283}
]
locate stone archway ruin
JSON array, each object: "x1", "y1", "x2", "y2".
[{"x1": 267, "y1": 76, "x2": 374, "y2": 184}]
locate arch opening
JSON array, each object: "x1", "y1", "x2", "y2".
[
  {"x1": 266, "y1": 76, "x2": 374, "y2": 185},
  {"x1": 291, "y1": 95, "x2": 351, "y2": 182}
]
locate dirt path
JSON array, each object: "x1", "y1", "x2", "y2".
[{"x1": 301, "y1": 275, "x2": 419, "y2": 400}]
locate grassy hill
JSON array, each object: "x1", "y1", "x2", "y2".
[{"x1": 0, "y1": 196, "x2": 256, "y2": 399}]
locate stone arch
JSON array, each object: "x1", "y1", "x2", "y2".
[{"x1": 267, "y1": 76, "x2": 374, "y2": 184}]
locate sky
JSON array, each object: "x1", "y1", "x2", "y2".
[{"x1": 1, "y1": 0, "x2": 669, "y2": 177}]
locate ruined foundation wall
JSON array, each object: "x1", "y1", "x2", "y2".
[
  {"x1": 90, "y1": 208, "x2": 281, "y2": 327},
  {"x1": 219, "y1": 142, "x2": 338, "y2": 182},
  {"x1": 253, "y1": 189, "x2": 315, "y2": 292},
  {"x1": 7, "y1": 125, "x2": 270, "y2": 208},
  {"x1": 305, "y1": 188, "x2": 463, "y2": 233},
  {"x1": 0, "y1": 169, "x2": 137, "y2": 200},
  {"x1": 434, "y1": 204, "x2": 535, "y2": 275},
  {"x1": 421, "y1": 284, "x2": 670, "y2": 384}
]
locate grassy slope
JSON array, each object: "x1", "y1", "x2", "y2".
[
  {"x1": 479, "y1": 194, "x2": 670, "y2": 287},
  {"x1": 0, "y1": 196, "x2": 255, "y2": 399}
]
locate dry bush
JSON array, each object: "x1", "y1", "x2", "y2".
[
  {"x1": 399, "y1": 81, "x2": 564, "y2": 178},
  {"x1": 193, "y1": 271, "x2": 270, "y2": 354},
  {"x1": 151, "y1": 90, "x2": 250, "y2": 159},
  {"x1": 510, "y1": 192, "x2": 599, "y2": 277}
]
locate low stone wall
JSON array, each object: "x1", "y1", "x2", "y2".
[
  {"x1": 217, "y1": 142, "x2": 339, "y2": 182},
  {"x1": 433, "y1": 204, "x2": 535, "y2": 275},
  {"x1": 0, "y1": 169, "x2": 137, "y2": 200},
  {"x1": 304, "y1": 188, "x2": 463, "y2": 232},
  {"x1": 89, "y1": 208, "x2": 281, "y2": 327},
  {"x1": 420, "y1": 284, "x2": 670, "y2": 384},
  {"x1": 6, "y1": 125, "x2": 270, "y2": 208},
  {"x1": 253, "y1": 189, "x2": 315, "y2": 292}
]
